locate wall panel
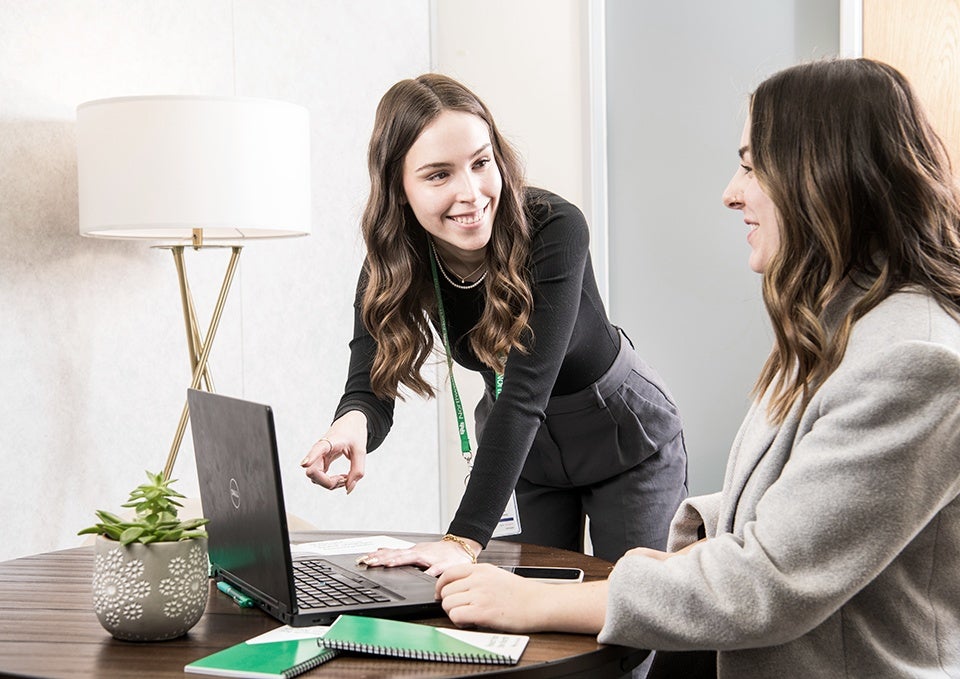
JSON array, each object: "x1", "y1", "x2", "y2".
[{"x1": 863, "y1": 0, "x2": 960, "y2": 165}]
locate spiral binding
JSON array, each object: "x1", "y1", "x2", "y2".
[
  {"x1": 322, "y1": 639, "x2": 512, "y2": 665},
  {"x1": 282, "y1": 647, "x2": 338, "y2": 677}
]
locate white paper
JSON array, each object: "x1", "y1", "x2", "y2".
[
  {"x1": 246, "y1": 624, "x2": 330, "y2": 645},
  {"x1": 290, "y1": 535, "x2": 416, "y2": 556},
  {"x1": 438, "y1": 627, "x2": 529, "y2": 662}
]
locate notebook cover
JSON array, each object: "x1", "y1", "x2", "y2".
[
  {"x1": 322, "y1": 614, "x2": 528, "y2": 665},
  {"x1": 184, "y1": 637, "x2": 338, "y2": 678}
]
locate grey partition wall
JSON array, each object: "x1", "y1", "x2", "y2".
[{"x1": 604, "y1": 0, "x2": 840, "y2": 494}]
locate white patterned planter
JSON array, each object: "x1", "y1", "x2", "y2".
[{"x1": 93, "y1": 535, "x2": 208, "y2": 641}]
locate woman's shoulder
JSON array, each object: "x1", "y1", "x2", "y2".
[
  {"x1": 848, "y1": 287, "x2": 960, "y2": 357},
  {"x1": 523, "y1": 187, "x2": 589, "y2": 240},
  {"x1": 523, "y1": 185, "x2": 567, "y2": 204},
  {"x1": 814, "y1": 289, "x2": 960, "y2": 441}
]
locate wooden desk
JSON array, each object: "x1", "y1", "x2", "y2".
[{"x1": 0, "y1": 531, "x2": 647, "y2": 678}]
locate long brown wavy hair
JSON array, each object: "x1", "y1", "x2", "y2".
[
  {"x1": 360, "y1": 74, "x2": 533, "y2": 400},
  {"x1": 750, "y1": 58, "x2": 960, "y2": 423}
]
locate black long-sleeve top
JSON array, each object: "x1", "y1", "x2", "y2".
[{"x1": 334, "y1": 189, "x2": 620, "y2": 546}]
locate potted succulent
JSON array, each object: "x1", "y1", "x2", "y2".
[{"x1": 78, "y1": 471, "x2": 210, "y2": 641}]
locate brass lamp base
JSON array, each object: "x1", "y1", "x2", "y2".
[{"x1": 158, "y1": 242, "x2": 243, "y2": 481}]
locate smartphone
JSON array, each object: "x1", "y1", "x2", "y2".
[{"x1": 500, "y1": 566, "x2": 585, "y2": 583}]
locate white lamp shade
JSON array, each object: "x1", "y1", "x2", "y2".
[{"x1": 77, "y1": 95, "x2": 311, "y2": 240}]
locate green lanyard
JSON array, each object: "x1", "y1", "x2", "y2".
[{"x1": 428, "y1": 247, "x2": 503, "y2": 474}]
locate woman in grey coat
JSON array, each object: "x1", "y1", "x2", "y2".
[{"x1": 435, "y1": 58, "x2": 960, "y2": 678}]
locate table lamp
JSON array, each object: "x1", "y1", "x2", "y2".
[{"x1": 76, "y1": 95, "x2": 311, "y2": 480}]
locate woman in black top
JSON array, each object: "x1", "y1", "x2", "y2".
[{"x1": 301, "y1": 74, "x2": 688, "y2": 573}]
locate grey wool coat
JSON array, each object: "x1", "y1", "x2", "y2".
[{"x1": 599, "y1": 286, "x2": 960, "y2": 678}]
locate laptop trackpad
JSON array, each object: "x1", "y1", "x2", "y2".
[{"x1": 322, "y1": 554, "x2": 437, "y2": 592}]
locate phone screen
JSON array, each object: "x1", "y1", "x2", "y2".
[{"x1": 501, "y1": 566, "x2": 584, "y2": 582}]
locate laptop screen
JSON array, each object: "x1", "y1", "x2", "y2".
[{"x1": 188, "y1": 389, "x2": 297, "y2": 613}]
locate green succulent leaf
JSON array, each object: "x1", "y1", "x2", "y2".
[
  {"x1": 96, "y1": 510, "x2": 124, "y2": 524},
  {"x1": 102, "y1": 524, "x2": 125, "y2": 540},
  {"x1": 179, "y1": 518, "x2": 209, "y2": 531},
  {"x1": 119, "y1": 526, "x2": 145, "y2": 545}
]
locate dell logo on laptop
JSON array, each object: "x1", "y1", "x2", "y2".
[{"x1": 229, "y1": 477, "x2": 240, "y2": 509}]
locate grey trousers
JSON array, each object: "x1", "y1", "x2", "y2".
[{"x1": 477, "y1": 330, "x2": 689, "y2": 562}]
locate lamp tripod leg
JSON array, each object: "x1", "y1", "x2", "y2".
[
  {"x1": 171, "y1": 247, "x2": 215, "y2": 392},
  {"x1": 162, "y1": 245, "x2": 243, "y2": 481}
]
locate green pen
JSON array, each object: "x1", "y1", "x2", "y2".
[{"x1": 217, "y1": 580, "x2": 255, "y2": 608}]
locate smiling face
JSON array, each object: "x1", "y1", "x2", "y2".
[
  {"x1": 722, "y1": 118, "x2": 781, "y2": 274},
  {"x1": 401, "y1": 110, "x2": 502, "y2": 268}
]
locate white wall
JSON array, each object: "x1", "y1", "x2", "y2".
[
  {"x1": 0, "y1": 0, "x2": 439, "y2": 563},
  {"x1": 605, "y1": 0, "x2": 840, "y2": 495}
]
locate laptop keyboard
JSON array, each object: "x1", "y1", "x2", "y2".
[{"x1": 293, "y1": 559, "x2": 396, "y2": 609}]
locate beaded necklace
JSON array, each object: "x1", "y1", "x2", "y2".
[{"x1": 429, "y1": 238, "x2": 486, "y2": 290}]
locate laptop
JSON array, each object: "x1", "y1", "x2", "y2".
[{"x1": 187, "y1": 388, "x2": 442, "y2": 626}]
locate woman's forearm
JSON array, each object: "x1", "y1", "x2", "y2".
[{"x1": 537, "y1": 579, "x2": 609, "y2": 634}]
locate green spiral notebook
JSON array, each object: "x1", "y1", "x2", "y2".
[
  {"x1": 321, "y1": 614, "x2": 529, "y2": 665},
  {"x1": 185, "y1": 625, "x2": 338, "y2": 678}
]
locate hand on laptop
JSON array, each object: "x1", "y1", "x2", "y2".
[
  {"x1": 357, "y1": 536, "x2": 482, "y2": 576},
  {"x1": 301, "y1": 410, "x2": 368, "y2": 494}
]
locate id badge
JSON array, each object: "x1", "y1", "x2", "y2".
[{"x1": 491, "y1": 490, "x2": 521, "y2": 538}]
